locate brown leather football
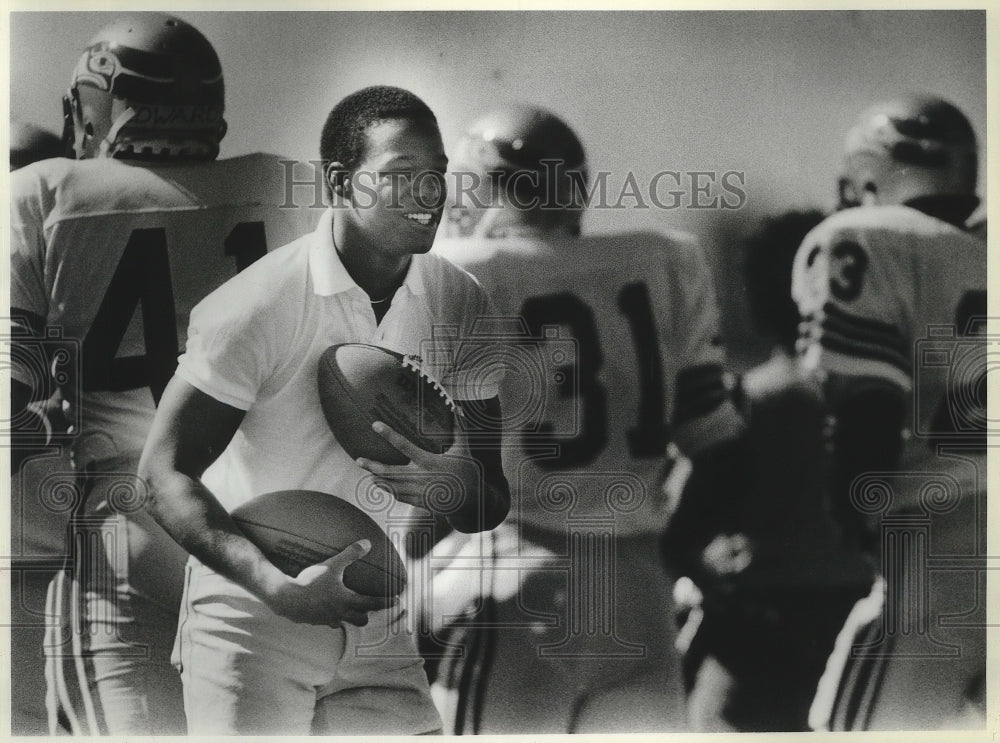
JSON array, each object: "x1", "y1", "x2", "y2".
[
  {"x1": 230, "y1": 489, "x2": 407, "y2": 597},
  {"x1": 317, "y1": 343, "x2": 456, "y2": 465}
]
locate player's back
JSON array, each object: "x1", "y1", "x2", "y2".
[
  {"x1": 10, "y1": 154, "x2": 318, "y2": 467},
  {"x1": 435, "y1": 231, "x2": 725, "y2": 536},
  {"x1": 793, "y1": 205, "x2": 986, "y2": 502}
]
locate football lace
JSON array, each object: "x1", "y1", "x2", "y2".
[{"x1": 401, "y1": 355, "x2": 461, "y2": 415}]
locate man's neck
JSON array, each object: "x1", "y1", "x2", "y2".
[{"x1": 332, "y1": 215, "x2": 411, "y2": 302}]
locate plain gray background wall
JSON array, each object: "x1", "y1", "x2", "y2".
[{"x1": 9, "y1": 9, "x2": 987, "y2": 363}]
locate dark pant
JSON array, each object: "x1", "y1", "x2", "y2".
[{"x1": 685, "y1": 586, "x2": 866, "y2": 731}]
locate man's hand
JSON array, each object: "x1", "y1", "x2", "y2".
[
  {"x1": 140, "y1": 378, "x2": 403, "y2": 628},
  {"x1": 356, "y1": 395, "x2": 511, "y2": 533},
  {"x1": 356, "y1": 421, "x2": 480, "y2": 515},
  {"x1": 699, "y1": 533, "x2": 753, "y2": 577},
  {"x1": 264, "y1": 539, "x2": 397, "y2": 627}
]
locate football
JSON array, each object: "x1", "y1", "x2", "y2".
[
  {"x1": 317, "y1": 343, "x2": 457, "y2": 466},
  {"x1": 230, "y1": 489, "x2": 407, "y2": 597}
]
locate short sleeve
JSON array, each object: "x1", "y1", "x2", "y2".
[
  {"x1": 9, "y1": 169, "x2": 52, "y2": 389},
  {"x1": 670, "y1": 244, "x2": 744, "y2": 455},
  {"x1": 174, "y1": 277, "x2": 275, "y2": 410},
  {"x1": 791, "y1": 218, "x2": 912, "y2": 391},
  {"x1": 10, "y1": 169, "x2": 49, "y2": 322},
  {"x1": 676, "y1": 245, "x2": 725, "y2": 372}
]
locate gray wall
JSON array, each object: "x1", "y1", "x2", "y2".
[{"x1": 10, "y1": 10, "x2": 986, "y2": 364}]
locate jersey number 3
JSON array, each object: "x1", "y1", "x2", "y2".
[{"x1": 81, "y1": 223, "x2": 267, "y2": 404}]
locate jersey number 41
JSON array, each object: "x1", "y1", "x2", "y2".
[{"x1": 81, "y1": 223, "x2": 267, "y2": 404}]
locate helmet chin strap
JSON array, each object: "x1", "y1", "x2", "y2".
[{"x1": 97, "y1": 105, "x2": 137, "y2": 158}]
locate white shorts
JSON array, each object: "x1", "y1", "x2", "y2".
[{"x1": 174, "y1": 558, "x2": 442, "y2": 735}]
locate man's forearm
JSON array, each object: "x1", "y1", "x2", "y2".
[{"x1": 142, "y1": 467, "x2": 286, "y2": 602}]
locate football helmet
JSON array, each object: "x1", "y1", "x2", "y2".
[
  {"x1": 838, "y1": 96, "x2": 977, "y2": 209},
  {"x1": 63, "y1": 14, "x2": 226, "y2": 160},
  {"x1": 10, "y1": 121, "x2": 63, "y2": 170},
  {"x1": 447, "y1": 105, "x2": 588, "y2": 237}
]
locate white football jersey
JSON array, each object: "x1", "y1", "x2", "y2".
[
  {"x1": 792, "y1": 205, "x2": 987, "y2": 499},
  {"x1": 10, "y1": 154, "x2": 320, "y2": 468},
  {"x1": 435, "y1": 231, "x2": 742, "y2": 536}
]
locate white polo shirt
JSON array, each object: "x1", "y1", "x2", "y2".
[{"x1": 176, "y1": 208, "x2": 497, "y2": 530}]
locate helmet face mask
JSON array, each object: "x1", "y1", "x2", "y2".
[
  {"x1": 65, "y1": 14, "x2": 226, "y2": 161},
  {"x1": 64, "y1": 84, "x2": 118, "y2": 160},
  {"x1": 839, "y1": 97, "x2": 978, "y2": 209}
]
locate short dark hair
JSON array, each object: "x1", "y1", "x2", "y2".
[
  {"x1": 319, "y1": 86, "x2": 437, "y2": 189},
  {"x1": 743, "y1": 209, "x2": 826, "y2": 352}
]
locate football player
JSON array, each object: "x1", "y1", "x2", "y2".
[
  {"x1": 9, "y1": 14, "x2": 317, "y2": 734},
  {"x1": 792, "y1": 97, "x2": 987, "y2": 730},
  {"x1": 662, "y1": 210, "x2": 875, "y2": 731},
  {"x1": 9, "y1": 119, "x2": 65, "y2": 736},
  {"x1": 427, "y1": 106, "x2": 745, "y2": 733},
  {"x1": 136, "y1": 86, "x2": 509, "y2": 735},
  {"x1": 9, "y1": 120, "x2": 67, "y2": 462}
]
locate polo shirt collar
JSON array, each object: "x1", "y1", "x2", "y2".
[{"x1": 308, "y1": 208, "x2": 427, "y2": 298}]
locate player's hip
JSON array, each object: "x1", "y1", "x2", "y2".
[{"x1": 180, "y1": 558, "x2": 422, "y2": 667}]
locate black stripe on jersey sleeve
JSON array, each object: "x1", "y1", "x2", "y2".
[
  {"x1": 821, "y1": 303, "x2": 908, "y2": 354},
  {"x1": 676, "y1": 362, "x2": 726, "y2": 394},
  {"x1": 818, "y1": 332, "x2": 912, "y2": 377},
  {"x1": 817, "y1": 315, "x2": 910, "y2": 361},
  {"x1": 674, "y1": 363, "x2": 728, "y2": 424}
]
